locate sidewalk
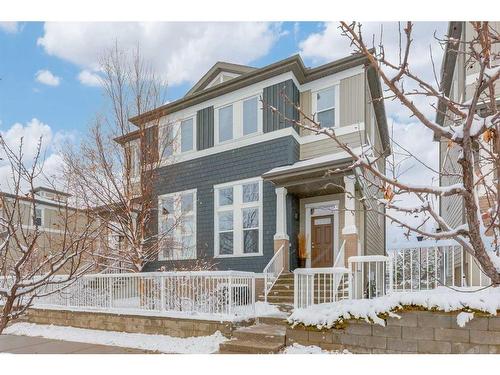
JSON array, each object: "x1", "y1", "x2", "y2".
[{"x1": 0, "y1": 334, "x2": 148, "y2": 354}]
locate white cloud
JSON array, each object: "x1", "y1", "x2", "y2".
[
  {"x1": 77, "y1": 69, "x2": 103, "y2": 87},
  {"x1": 0, "y1": 22, "x2": 19, "y2": 34},
  {"x1": 38, "y1": 22, "x2": 282, "y2": 86},
  {"x1": 0, "y1": 118, "x2": 69, "y2": 192},
  {"x1": 35, "y1": 69, "x2": 61, "y2": 86}
]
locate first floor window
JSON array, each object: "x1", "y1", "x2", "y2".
[
  {"x1": 215, "y1": 179, "x2": 262, "y2": 257},
  {"x1": 158, "y1": 189, "x2": 196, "y2": 260},
  {"x1": 316, "y1": 86, "x2": 335, "y2": 128}
]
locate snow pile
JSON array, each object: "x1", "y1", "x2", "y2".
[
  {"x1": 4, "y1": 323, "x2": 227, "y2": 354},
  {"x1": 283, "y1": 343, "x2": 350, "y2": 354},
  {"x1": 288, "y1": 287, "x2": 500, "y2": 329},
  {"x1": 456, "y1": 312, "x2": 475, "y2": 328}
]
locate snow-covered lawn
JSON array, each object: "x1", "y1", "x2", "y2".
[
  {"x1": 4, "y1": 323, "x2": 227, "y2": 354},
  {"x1": 289, "y1": 287, "x2": 500, "y2": 329},
  {"x1": 283, "y1": 343, "x2": 350, "y2": 354}
]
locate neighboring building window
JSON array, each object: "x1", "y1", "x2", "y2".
[
  {"x1": 243, "y1": 96, "x2": 258, "y2": 136},
  {"x1": 34, "y1": 208, "x2": 43, "y2": 226},
  {"x1": 158, "y1": 189, "x2": 196, "y2": 261},
  {"x1": 180, "y1": 118, "x2": 194, "y2": 152},
  {"x1": 214, "y1": 178, "x2": 262, "y2": 257},
  {"x1": 316, "y1": 86, "x2": 335, "y2": 128},
  {"x1": 218, "y1": 104, "x2": 233, "y2": 142},
  {"x1": 161, "y1": 125, "x2": 174, "y2": 158},
  {"x1": 130, "y1": 144, "x2": 140, "y2": 179}
]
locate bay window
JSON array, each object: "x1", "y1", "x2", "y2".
[
  {"x1": 215, "y1": 178, "x2": 262, "y2": 257},
  {"x1": 158, "y1": 189, "x2": 196, "y2": 260}
]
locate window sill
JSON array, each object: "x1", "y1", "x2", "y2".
[{"x1": 214, "y1": 253, "x2": 263, "y2": 259}]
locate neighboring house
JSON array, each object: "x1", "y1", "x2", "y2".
[
  {"x1": 0, "y1": 186, "x2": 102, "y2": 273},
  {"x1": 437, "y1": 21, "x2": 500, "y2": 230},
  {"x1": 117, "y1": 53, "x2": 390, "y2": 273}
]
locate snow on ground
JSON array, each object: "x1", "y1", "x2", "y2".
[
  {"x1": 4, "y1": 323, "x2": 227, "y2": 354},
  {"x1": 283, "y1": 343, "x2": 350, "y2": 354},
  {"x1": 289, "y1": 287, "x2": 500, "y2": 329},
  {"x1": 255, "y1": 301, "x2": 288, "y2": 317}
]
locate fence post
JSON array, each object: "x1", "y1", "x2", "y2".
[
  {"x1": 264, "y1": 273, "x2": 268, "y2": 303},
  {"x1": 252, "y1": 276, "x2": 256, "y2": 318},
  {"x1": 388, "y1": 255, "x2": 394, "y2": 295},
  {"x1": 108, "y1": 277, "x2": 112, "y2": 309},
  {"x1": 228, "y1": 274, "x2": 233, "y2": 317},
  {"x1": 348, "y1": 261, "x2": 353, "y2": 300},
  {"x1": 293, "y1": 270, "x2": 298, "y2": 309}
]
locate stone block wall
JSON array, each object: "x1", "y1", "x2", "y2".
[
  {"x1": 22, "y1": 308, "x2": 251, "y2": 338},
  {"x1": 286, "y1": 310, "x2": 500, "y2": 354}
]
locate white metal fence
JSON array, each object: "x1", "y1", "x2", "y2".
[
  {"x1": 348, "y1": 255, "x2": 391, "y2": 300},
  {"x1": 8, "y1": 271, "x2": 256, "y2": 321},
  {"x1": 294, "y1": 267, "x2": 350, "y2": 309},
  {"x1": 388, "y1": 240, "x2": 491, "y2": 291}
]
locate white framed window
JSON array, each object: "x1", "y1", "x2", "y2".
[
  {"x1": 218, "y1": 104, "x2": 233, "y2": 143},
  {"x1": 34, "y1": 208, "x2": 43, "y2": 226},
  {"x1": 180, "y1": 117, "x2": 195, "y2": 153},
  {"x1": 214, "y1": 178, "x2": 263, "y2": 257},
  {"x1": 242, "y1": 96, "x2": 259, "y2": 136},
  {"x1": 158, "y1": 189, "x2": 197, "y2": 261},
  {"x1": 313, "y1": 86, "x2": 338, "y2": 128}
]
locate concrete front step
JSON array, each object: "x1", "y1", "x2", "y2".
[
  {"x1": 219, "y1": 339, "x2": 284, "y2": 354},
  {"x1": 219, "y1": 324, "x2": 286, "y2": 354}
]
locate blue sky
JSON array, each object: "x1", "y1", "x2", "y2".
[{"x1": 0, "y1": 22, "x2": 323, "y2": 134}]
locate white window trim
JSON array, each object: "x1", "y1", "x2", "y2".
[
  {"x1": 214, "y1": 91, "x2": 263, "y2": 146},
  {"x1": 311, "y1": 84, "x2": 340, "y2": 128},
  {"x1": 214, "y1": 177, "x2": 263, "y2": 258},
  {"x1": 157, "y1": 188, "x2": 197, "y2": 261}
]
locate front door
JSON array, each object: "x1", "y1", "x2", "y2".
[{"x1": 311, "y1": 215, "x2": 334, "y2": 267}]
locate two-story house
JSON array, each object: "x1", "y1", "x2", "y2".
[
  {"x1": 438, "y1": 21, "x2": 500, "y2": 231},
  {"x1": 117, "y1": 53, "x2": 390, "y2": 275}
]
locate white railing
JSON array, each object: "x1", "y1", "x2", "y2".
[
  {"x1": 263, "y1": 244, "x2": 285, "y2": 302},
  {"x1": 333, "y1": 240, "x2": 346, "y2": 268},
  {"x1": 24, "y1": 271, "x2": 256, "y2": 321},
  {"x1": 348, "y1": 255, "x2": 391, "y2": 299},
  {"x1": 293, "y1": 267, "x2": 350, "y2": 309},
  {"x1": 388, "y1": 240, "x2": 491, "y2": 291}
]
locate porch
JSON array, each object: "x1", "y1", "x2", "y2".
[{"x1": 262, "y1": 152, "x2": 365, "y2": 273}]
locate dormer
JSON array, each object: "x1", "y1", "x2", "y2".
[{"x1": 184, "y1": 62, "x2": 256, "y2": 97}]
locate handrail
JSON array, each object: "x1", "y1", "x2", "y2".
[
  {"x1": 333, "y1": 240, "x2": 346, "y2": 268},
  {"x1": 263, "y1": 244, "x2": 285, "y2": 302}
]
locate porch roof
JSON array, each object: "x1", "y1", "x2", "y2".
[{"x1": 262, "y1": 149, "x2": 360, "y2": 196}]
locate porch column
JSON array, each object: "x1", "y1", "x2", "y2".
[
  {"x1": 342, "y1": 175, "x2": 358, "y2": 267},
  {"x1": 274, "y1": 187, "x2": 290, "y2": 271}
]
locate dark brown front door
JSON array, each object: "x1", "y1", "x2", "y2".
[{"x1": 311, "y1": 215, "x2": 334, "y2": 268}]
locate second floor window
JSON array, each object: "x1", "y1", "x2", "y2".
[
  {"x1": 243, "y1": 96, "x2": 258, "y2": 136},
  {"x1": 34, "y1": 208, "x2": 43, "y2": 226},
  {"x1": 180, "y1": 118, "x2": 194, "y2": 152},
  {"x1": 218, "y1": 104, "x2": 233, "y2": 142},
  {"x1": 316, "y1": 86, "x2": 335, "y2": 128}
]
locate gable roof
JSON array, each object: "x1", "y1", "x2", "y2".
[{"x1": 184, "y1": 61, "x2": 257, "y2": 97}]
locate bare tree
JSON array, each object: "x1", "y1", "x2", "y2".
[
  {"x1": 0, "y1": 136, "x2": 100, "y2": 333},
  {"x1": 62, "y1": 44, "x2": 186, "y2": 273},
  {"x1": 268, "y1": 22, "x2": 500, "y2": 284}
]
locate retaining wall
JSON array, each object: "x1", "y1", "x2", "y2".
[
  {"x1": 22, "y1": 308, "x2": 252, "y2": 338},
  {"x1": 286, "y1": 310, "x2": 500, "y2": 354}
]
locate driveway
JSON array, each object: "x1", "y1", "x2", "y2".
[{"x1": 0, "y1": 334, "x2": 148, "y2": 354}]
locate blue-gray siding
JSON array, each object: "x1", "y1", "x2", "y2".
[
  {"x1": 263, "y1": 79, "x2": 300, "y2": 133},
  {"x1": 196, "y1": 106, "x2": 214, "y2": 150},
  {"x1": 144, "y1": 135, "x2": 300, "y2": 272}
]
